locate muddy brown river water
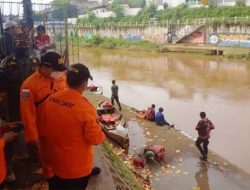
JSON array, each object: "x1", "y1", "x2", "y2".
[{"x1": 77, "y1": 48, "x2": 250, "y2": 187}]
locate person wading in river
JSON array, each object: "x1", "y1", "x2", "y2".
[
  {"x1": 111, "y1": 80, "x2": 122, "y2": 111},
  {"x1": 195, "y1": 112, "x2": 215, "y2": 161}
]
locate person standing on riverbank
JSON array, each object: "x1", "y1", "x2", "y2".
[
  {"x1": 111, "y1": 80, "x2": 122, "y2": 111},
  {"x1": 43, "y1": 63, "x2": 105, "y2": 190},
  {"x1": 195, "y1": 112, "x2": 215, "y2": 161},
  {"x1": 20, "y1": 52, "x2": 67, "y2": 178}
]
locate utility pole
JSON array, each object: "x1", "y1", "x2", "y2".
[
  {"x1": 22, "y1": 0, "x2": 34, "y2": 28},
  {"x1": 64, "y1": 1, "x2": 69, "y2": 66}
]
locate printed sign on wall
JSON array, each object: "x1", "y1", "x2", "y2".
[{"x1": 209, "y1": 34, "x2": 250, "y2": 48}]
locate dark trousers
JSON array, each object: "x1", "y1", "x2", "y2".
[
  {"x1": 0, "y1": 181, "x2": 6, "y2": 189},
  {"x1": 48, "y1": 175, "x2": 90, "y2": 190},
  {"x1": 195, "y1": 138, "x2": 209, "y2": 159},
  {"x1": 156, "y1": 121, "x2": 170, "y2": 126},
  {"x1": 111, "y1": 95, "x2": 121, "y2": 110}
]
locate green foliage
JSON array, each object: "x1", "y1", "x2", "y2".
[
  {"x1": 145, "y1": 3, "x2": 157, "y2": 18},
  {"x1": 51, "y1": 0, "x2": 78, "y2": 20},
  {"x1": 177, "y1": 3, "x2": 188, "y2": 9},
  {"x1": 77, "y1": 36, "x2": 159, "y2": 52},
  {"x1": 78, "y1": 6, "x2": 250, "y2": 26},
  {"x1": 208, "y1": 0, "x2": 217, "y2": 8},
  {"x1": 33, "y1": 11, "x2": 42, "y2": 22},
  {"x1": 235, "y1": 0, "x2": 246, "y2": 7},
  {"x1": 101, "y1": 142, "x2": 144, "y2": 190},
  {"x1": 128, "y1": 0, "x2": 145, "y2": 8},
  {"x1": 108, "y1": 0, "x2": 124, "y2": 18},
  {"x1": 224, "y1": 51, "x2": 250, "y2": 60}
]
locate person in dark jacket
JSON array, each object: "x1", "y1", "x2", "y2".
[
  {"x1": 195, "y1": 112, "x2": 215, "y2": 161},
  {"x1": 1, "y1": 21, "x2": 18, "y2": 58},
  {"x1": 111, "y1": 80, "x2": 122, "y2": 111}
]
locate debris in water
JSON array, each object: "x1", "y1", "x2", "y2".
[
  {"x1": 175, "y1": 169, "x2": 181, "y2": 175},
  {"x1": 192, "y1": 187, "x2": 201, "y2": 190},
  {"x1": 175, "y1": 149, "x2": 181, "y2": 153}
]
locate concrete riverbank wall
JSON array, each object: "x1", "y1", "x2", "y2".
[{"x1": 49, "y1": 23, "x2": 250, "y2": 48}]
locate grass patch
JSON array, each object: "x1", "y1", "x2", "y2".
[
  {"x1": 224, "y1": 50, "x2": 250, "y2": 60},
  {"x1": 101, "y1": 142, "x2": 143, "y2": 190},
  {"x1": 75, "y1": 36, "x2": 159, "y2": 52}
]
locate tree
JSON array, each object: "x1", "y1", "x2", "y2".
[
  {"x1": 208, "y1": 0, "x2": 217, "y2": 8},
  {"x1": 145, "y1": 3, "x2": 157, "y2": 18},
  {"x1": 163, "y1": 2, "x2": 168, "y2": 9},
  {"x1": 51, "y1": 0, "x2": 78, "y2": 21},
  {"x1": 23, "y1": 0, "x2": 34, "y2": 28},
  {"x1": 235, "y1": 0, "x2": 246, "y2": 7},
  {"x1": 128, "y1": 0, "x2": 145, "y2": 8},
  {"x1": 108, "y1": 0, "x2": 124, "y2": 18}
]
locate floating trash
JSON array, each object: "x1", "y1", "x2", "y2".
[
  {"x1": 175, "y1": 169, "x2": 181, "y2": 175},
  {"x1": 146, "y1": 131, "x2": 151, "y2": 135},
  {"x1": 192, "y1": 187, "x2": 201, "y2": 190}
]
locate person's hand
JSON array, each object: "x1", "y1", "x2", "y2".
[
  {"x1": 29, "y1": 29, "x2": 35, "y2": 38},
  {"x1": 3, "y1": 131, "x2": 17, "y2": 143}
]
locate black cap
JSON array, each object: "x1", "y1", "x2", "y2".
[
  {"x1": 67, "y1": 63, "x2": 93, "y2": 87},
  {"x1": 41, "y1": 52, "x2": 66, "y2": 71}
]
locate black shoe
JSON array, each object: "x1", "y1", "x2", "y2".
[{"x1": 91, "y1": 167, "x2": 101, "y2": 176}]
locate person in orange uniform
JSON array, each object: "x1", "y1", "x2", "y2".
[
  {"x1": 0, "y1": 123, "x2": 18, "y2": 189},
  {"x1": 20, "y1": 51, "x2": 67, "y2": 178},
  {"x1": 43, "y1": 63, "x2": 105, "y2": 190}
]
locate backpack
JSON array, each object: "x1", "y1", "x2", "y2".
[{"x1": 197, "y1": 120, "x2": 210, "y2": 137}]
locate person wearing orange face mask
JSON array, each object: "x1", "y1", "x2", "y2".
[{"x1": 20, "y1": 51, "x2": 67, "y2": 178}]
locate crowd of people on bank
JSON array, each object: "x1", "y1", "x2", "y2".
[
  {"x1": 0, "y1": 20, "x2": 106, "y2": 189},
  {"x1": 0, "y1": 20, "x2": 215, "y2": 190}
]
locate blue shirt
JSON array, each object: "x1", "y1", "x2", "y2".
[{"x1": 155, "y1": 112, "x2": 166, "y2": 126}]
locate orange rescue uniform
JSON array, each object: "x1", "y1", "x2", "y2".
[
  {"x1": 20, "y1": 70, "x2": 66, "y2": 142},
  {"x1": 20, "y1": 70, "x2": 66, "y2": 177},
  {"x1": 0, "y1": 138, "x2": 6, "y2": 184},
  {"x1": 43, "y1": 88, "x2": 105, "y2": 179}
]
